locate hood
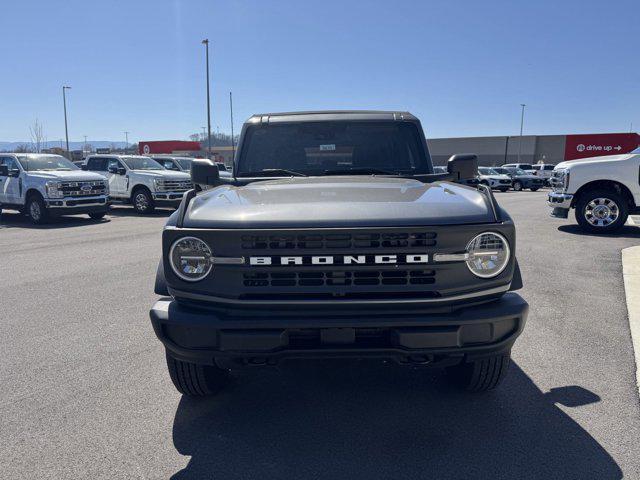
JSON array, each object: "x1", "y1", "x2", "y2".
[
  {"x1": 182, "y1": 176, "x2": 495, "y2": 229},
  {"x1": 133, "y1": 170, "x2": 191, "y2": 180},
  {"x1": 555, "y1": 153, "x2": 638, "y2": 170},
  {"x1": 27, "y1": 170, "x2": 107, "y2": 182},
  {"x1": 480, "y1": 174, "x2": 511, "y2": 180}
]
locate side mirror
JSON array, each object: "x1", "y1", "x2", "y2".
[
  {"x1": 107, "y1": 166, "x2": 118, "y2": 174},
  {"x1": 117, "y1": 167, "x2": 126, "y2": 175},
  {"x1": 191, "y1": 158, "x2": 220, "y2": 186},
  {"x1": 9, "y1": 169, "x2": 20, "y2": 178},
  {"x1": 81, "y1": 164, "x2": 88, "y2": 171},
  {"x1": 0, "y1": 165, "x2": 8, "y2": 176},
  {"x1": 447, "y1": 154, "x2": 478, "y2": 181}
]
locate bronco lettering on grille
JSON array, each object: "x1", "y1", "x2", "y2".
[{"x1": 248, "y1": 254, "x2": 429, "y2": 266}]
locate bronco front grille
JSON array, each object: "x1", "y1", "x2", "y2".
[
  {"x1": 243, "y1": 269, "x2": 436, "y2": 287},
  {"x1": 240, "y1": 232, "x2": 437, "y2": 250}
]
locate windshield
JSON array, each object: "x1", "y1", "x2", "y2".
[
  {"x1": 176, "y1": 158, "x2": 192, "y2": 171},
  {"x1": 479, "y1": 167, "x2": 499, "y2": 175},
  {"x1": 237, "y1": 121, "x2": 430, "y2": 177},
  {"x1": 513, "y1": 168, "x2": 527, "y2": 175},
  {"x1": 17, "y1": 155, "x2": 79, "y2": 172},
  {"x1": 120, "y1": 156, "x2": 164, "y2": 170}
]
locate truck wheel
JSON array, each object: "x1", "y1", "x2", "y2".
[
  {"x1": 88, "y1": 212, "x2": 107, "y2": 220},
  {"x1": 26, "y1": 194, "x2": 49, "y2": 224},
  {"x1": 530, "y1": 187, "x2": 539, "y2": 192},
  {"x1": 132, "y1": 187, "x2": 155, "y2": 214},
  {"x1": 498, "y1": 187, "x2": 509, "y2": 192},
  {"x1": 575, "y1": 189, "x2": 628, "y2": 233},
  {"x1": 165, "y1": 352, "x2": 229, "y2": 396},
  {"x1": 445, "y1": 352, "x2": 511, "y2": 392},
  {"x1": 512, "y1": 180, "x2": 523, "y2": 191}
]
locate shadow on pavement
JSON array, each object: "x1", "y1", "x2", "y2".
[
  {"x1": 558, "y1": 224, "x2": 640, "y2": 238},
  {"x1": 170, "y1": 361, "x2": 620, "y2": 480},
  {"x1": 0, "y1": 211, "x2": 109, "y2": 229},
  {"x1": 106, "y1": 206, "x2": 174, "y2": 217}
]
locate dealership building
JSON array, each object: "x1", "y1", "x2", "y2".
[{"x1": 428, "y1": 132, "x2": 639, "y2": 167}]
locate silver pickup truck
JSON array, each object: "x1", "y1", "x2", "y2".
[{"x1": 0, "y1": 153, "x2": 109, "y2": 224}]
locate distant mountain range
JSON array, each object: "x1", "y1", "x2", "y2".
[{"x1": 0, "y1": 141, "x2": 129, "y2": 152}]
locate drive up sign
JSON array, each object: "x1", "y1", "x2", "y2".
[{"x1": 564, "y1": 133, "x2": 639, "y2": 161}]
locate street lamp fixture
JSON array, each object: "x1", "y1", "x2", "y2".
[{"x1": 202, "y1": 39, "x2": 212, "y2": 158}]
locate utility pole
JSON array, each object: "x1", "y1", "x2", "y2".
[
  {"x1": 202, "y1": 39, "x2": 212, "y2": 158},
  {"x1": 62, "y1": 86, "x2": 71, "y2": 157},
  {"x1": 83, "y1": 135, "x2": 88, "y2": 153},
  {"x1": 229, "y1": 91, "x2": 235, "y2": 164},
  {"x1": 124, "y1": 131, "x2": 129, "y2": 152},
  {"x1": 517, "y1": 103, "x2": 526, "y2": 163}
]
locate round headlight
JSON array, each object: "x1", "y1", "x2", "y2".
[
  {"x1": 465, "y1": 232, "x2": 510, "y2": 278},
  {"x1": 169, "y1": 237, "x2": 213, "y2": 282}
]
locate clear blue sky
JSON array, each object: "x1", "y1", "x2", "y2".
[{"x1": 1, "y1": 0, "x2": 638, "y2": 143}]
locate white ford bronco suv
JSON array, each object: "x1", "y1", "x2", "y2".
[
  {"x1": 84, "y1": 154, "x2": 192, "y2": 214},
  {"x1": 0, "y1": 153, "x2": 109, "y2": 224},
  {"x1": 548, "y1": 146, "x2": 640, "y2": 232}
]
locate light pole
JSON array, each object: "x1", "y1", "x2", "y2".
[
  {"x1": 202, "y1": 39, "x2": 212, "y2": 158},
  {"x1": 62, "y1": 86, "x2": 71, "y2": 157},
  {"x1": 124, "y1": 131, "x2": 129, "y2": 152},
  {"x1": 517, "y1": 103, "x2": 526, "y2": 163},
  {"x1": 229, "y1": 91, "x2": 235, "y2": 163},
  {"x1": 83, "y1": 135, "x2": 88, "y2": 153},
  {"x1": 201, "y1": 126, "x2": 206, "y2": 142}
]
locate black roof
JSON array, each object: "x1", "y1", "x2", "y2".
[{"x1": 246, "y1": 110, "x2": 418, "y2": 124}]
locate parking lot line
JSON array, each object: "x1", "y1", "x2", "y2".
[{"x1": 622, "y1": 246, "x2": 640, "y2": 397}]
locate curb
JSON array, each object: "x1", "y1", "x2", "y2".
[{"x1": 622, "y1": 246, "x2": 640, "y2": 397}]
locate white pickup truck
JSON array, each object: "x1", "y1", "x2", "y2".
[
  {"x1": 0, "y1": 153, "x2": 110, "y2": 224},
  {"x1": 84, "y1": 154, "x2": 192, "y2": 214},
  {"x1": 548, "y1": 147, "x2": 640, "y2": 232}
]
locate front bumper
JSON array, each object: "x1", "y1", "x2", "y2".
[
  {"x1": 150, "y1": 293, "x2": 528, "y2": 366},
  {"x1": 152, "y1": 191, "x2": 186, "y2": 206},
  {"x1": 547, "y1": 191, "x2": 573, "y2": 218},
  {"x1": 45, "y1": 195, "x2": 110, "y2": 215}
]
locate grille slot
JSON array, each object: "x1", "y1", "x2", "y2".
[
  {"x1": 241, "y1": 232, "x2": 437, "y2": 250},
  {"x1": 243, "y1": 269, "x2": 436, "y2": 288}
]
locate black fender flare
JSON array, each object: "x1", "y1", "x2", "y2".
[
  {"x1": 154, "y1": 259, "x2": 169, "y2": 296},
  {"x1": 509, "y1": 258, "x2": 523, "y2": 291}
]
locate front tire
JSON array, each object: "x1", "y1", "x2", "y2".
[
  {"x1": 498, "y1": 187, "x2": 509, "y2": 192},
  {"x1": 132, "y1": 187, "x2": 155, "y2": 214},
  {"x1": 446, "y1": 352, "x2": 511, "y2": 392},
  {"x1": 575, "y1": 189, "x2": 628, "y2": 233},
  {"x1": 88, "y1": 211, "x2": 107, "y2": 220},
  {"x1": 165, "y1": 352, "x2": 229, "y2": 396},
  {"x1": 26, "y1": 194, "x2": 48, "y2": 224},
  {"x1": 530, "y1": 187, "x2": 539, "y2": 192},
  {"x1": 512, "y1": 180, "x2": 523, "y2": 191}
]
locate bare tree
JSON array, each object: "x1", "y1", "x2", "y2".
[
  {"x1": 189, "y1": 133, "x2": 200, "y2": 142},
  {"x1": 29, "y1": 118, "x2": 46, "y2": 153},
  {"x1": 14, "y1": 144, "x2": 32, "y2": 153}
]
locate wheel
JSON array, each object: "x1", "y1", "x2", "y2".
[
  {"x1": 165, "y1": 352, "x2": 229, "y2": 396},
  {"x1": 498, "y1": 187, "x2": 509, "y2": 192},
  {"x1": 446, "y1": 352, "x2": 511, "y2": 392},
  {"x1": 132, "y1": 187, "x2": 155, "y2": 214},
  {"x1": 530, "y1": 187, "x2": 539, "y2": 192},
  {"x1": 88, "y1": 211, "x2": 107, "y2": 220},
  {"x1": 512, "y1": 180, "x2": 523, "y2": 191},
  {"x1": 575, "y1": 189, "x2": 628, "y2": 233},
  {"x1": 26, "y1": 194, "x2": 49, "y2": 224}
]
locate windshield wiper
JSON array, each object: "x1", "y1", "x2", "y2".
[
  {"x1": 243, "y1": 168, "x2": 307, "y2": 177},
  {"x1": 323, "y1": 167, "x2": 402, "y2": 176}
]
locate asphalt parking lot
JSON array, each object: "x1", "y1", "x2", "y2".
[{"x1": 2, "y1": 191, "x2": 640, "y2": 480}]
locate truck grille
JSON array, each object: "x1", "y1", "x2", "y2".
[
  {"x1": 60, "y1": 181, "x2": 107, "y2": 197},
  {"x1": 243, "y1": 269, "x2": 436, "y2": 287},
  {"x1": 241, "y1": 232, "x2": 437, "y2": 250},
  {"x1": 156, "y1": 179, "x2": 193, "y2": 192}
]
